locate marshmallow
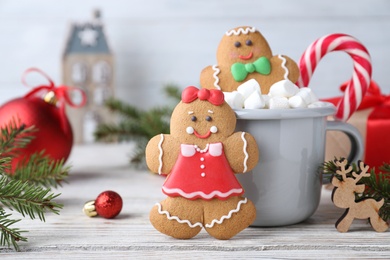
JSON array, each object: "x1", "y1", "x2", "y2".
[
  {"x1": 289, "y1": 95, "x2": 307, "y2": 108},
  {"x1": 269, "y1": 80, "x2": 299, "y2": 98},
  {"x1": 244, "y1": 91, "x2": 266, "y2": 109},
  {"x1": 223, "y1": 91, "x2": 244, "y2": 109},
  {"x1": 237, "y1": 79, "x2": 261, "y2": 99},
  {"x1": 261, "y1": 94, "x2": 271, "y2": 108},
  {"x1": 294, "y1": 88, "x2": 318, "y2": 105},
  {"x1": 269, "y1": 96, "x2": 290, "y2": 109},
  {"x1": 308, "y1": 101, "x2": 330, "y2": 108}
]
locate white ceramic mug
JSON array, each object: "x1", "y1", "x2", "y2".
[{"x1": 235, "y1": 104, "x2": 363, "y2": 226}]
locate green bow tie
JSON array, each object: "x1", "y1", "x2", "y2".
[{"x1": 231, "y1": 57, "x2": 271, "y2": 82}]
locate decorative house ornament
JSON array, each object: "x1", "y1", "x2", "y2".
[
  {"x1": 331, "y1": 159, "x2": 388, "y2": 232},
  {"x1": 62, "y1": 10, "x2": 115, "y2": 143}
]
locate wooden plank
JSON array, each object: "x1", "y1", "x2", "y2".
[{"x1": 2, "y1": 143, "x2": 389, "y2": 258}]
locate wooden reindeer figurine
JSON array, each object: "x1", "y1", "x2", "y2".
[{"x1": 331, "y1": 159, "x2": 388, "y2": 232}]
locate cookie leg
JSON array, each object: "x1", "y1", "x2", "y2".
[
  {"x1": 203, "y1": 196, "x2": 256, "y2": 240},
  {"x1": 149, "y1": 197, "x2": 203, "y2": 239}
]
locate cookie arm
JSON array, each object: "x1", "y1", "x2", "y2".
[
  {"x1": 282, "y1": 55, "x2": 300, "y2": 83},
  {"x1": 270, "y1": 55, "x2": 300, "y2": 83},
  {"x1": 145, "y1": 134, "x2": 180, "y2": 175},
  {"x1": 224, "y1": 132, "x2": 259, "y2": 174},
  {"x1": 200, "y1": 65, "x2": 220, "y2": 90}
]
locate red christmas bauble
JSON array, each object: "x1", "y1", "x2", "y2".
[
  {"x1": 95, "y1": 191, "x2": 123, "y2": 219},
  {"x1": 0, "y1": 95, "x2": 73, "y2": 172}
]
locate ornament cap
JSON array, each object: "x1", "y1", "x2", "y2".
[
  {"x1": 83, "y1": 200, "x2": 98, "y2": 217},
  {"x1": 43, "y1": 91, "x2": 58, "y2": 105}
]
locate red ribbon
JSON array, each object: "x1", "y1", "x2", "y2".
[
  {"x1": 324, "y1": 80, "x2": 390, "y2": 168},
  {"x1": 182, "y1": 86, "x2": 224, "y2": 106},
  {"x1": 21, "y1": 68, "x2": 87, "y2": 134}
]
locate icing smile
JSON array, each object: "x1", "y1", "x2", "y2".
[
  {"x1": 186, "y1": 126, "x2": 218, "y2": 139},
  {"x1": 238, "y1": 52, "x2": 253, "y2": 60},
  {"x1": 194, "y1": 130, "x2": 211, "y2": 139}
]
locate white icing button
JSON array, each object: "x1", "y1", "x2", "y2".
[
  {"x1": 201, "y1": 172, "x2": 206, "y2": 177},
  {"x1": 200, "y1": 164, "x2": 205, "y2": 169},
  {"x1": 200, "y1": 157, "x2": 205, "y2": 161},
  {"x1": 210, "y1": 126, "x2": 218, "y2": 133}
]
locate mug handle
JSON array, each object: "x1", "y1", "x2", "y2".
[{"x1": 323, "y1": 121, "x2": 364, "y2": 183}]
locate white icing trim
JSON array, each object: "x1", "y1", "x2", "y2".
[
  {"x1": 194, "y1": 144, "x2": 210, "y2": 153},
  {"x1": 241, "y1": 132, "x2": 249, "y2": 173},
  {"x1": 158, "y1": 134, "x2": 164, "y2": 175},
  {"x1": 278, "y1": 54, "x2": 289, "y2": 80},
  {"x1": 162, "y1": 187, "x2": 243, "y2": 199},
  {"x1": 155, "y1": 202, "x2": 203, "y2": 228},
  {"x1": 225, "y1": 27, "x2": 256, "y2": 36},
  {"x1": 211, "y1": 65, "x2": 221, "y2": 90},
  {"x1": 205, "y1": 198, "x2": 248, "y2": 228},
  {"x1": 208, "y1": 110, "x2": 214, "y2": 114},
  {"x1": 188, "y1": 111, "x2": 194, "y2": 115}
]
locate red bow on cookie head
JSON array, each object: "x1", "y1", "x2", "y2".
[{"x1": 182, "y1": 86, "x2": 224, "y2": 106}]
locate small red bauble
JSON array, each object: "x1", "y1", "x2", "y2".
[{"x1": 95, "y1": 191, "x2": 123, "y2": 219}]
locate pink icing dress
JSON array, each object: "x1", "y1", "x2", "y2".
[{"x1": 162, "y1": 143, "x2": 244, "y2": 200}]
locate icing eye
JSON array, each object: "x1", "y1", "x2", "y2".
[
  {"x1": 234, "y1": 41, "x2": 241, "y2": 48},
  {"x1": 205, "y1": 116, "x2": 212, "y2": 122},
  {"x1": 191, "y1": 116, "x2": 197, "y2": 122},
  {"x1": 246, "y1": 39, "x2": 253, "y2": 46}
]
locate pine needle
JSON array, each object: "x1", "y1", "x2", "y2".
[
  {"x1": 0, "y1": 118, "x2": 36, "y2": 155},
  {"x1": 11, "y1": 152, "x2": 70, "y2": 188},
  {"x1": 0, "y1": 212, "x2": 28, "y2": 252},
  {"x1": 0, "y1": 175, "x2": 62, "y2": 221}
]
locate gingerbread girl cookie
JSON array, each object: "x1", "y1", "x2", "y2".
[
  {"x1": 200, "y1": 26, "x2": 299, "y2": 94},
  {"x1": 146, "y1": 86, "x2": 259, "y2": 239}
]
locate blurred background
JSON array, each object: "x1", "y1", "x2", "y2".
[{"x1": 0, "y1": 0, "x2": 388, "y2": 125}]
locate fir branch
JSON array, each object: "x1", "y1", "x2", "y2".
[
  {"x1": 0, "y1": 213, "x2": 27, "y2": 251},
  {"x1": 11, "y1": 152, "x2": 70, "y2": 188},
  {"x1": 95, "y1": 107, "x2": 171, "y2": 142},
  {"x1": 129, "y1": 138, "x2": 149, "y2": 166},
  {"x1": 323, "y1": 158, "x2": 390, "y2": 221},
  {"x1": 104, "y1": 98, "x2": 142, "y2": 119},
  {"x1": 141, "y1": 107, "x2": 171, "y2": 137},
  {"x1": 95, "y1": 84, "x2": 181, "y2": 166},
  {"x1": 163, "y1": 84, "x2": 182, "y2": 101},
  {"x1": 0, "y1": 175, "x2": 62, "y2": 221},
  {"x1": 0, "y1": 119, "x2": 66, "y2": 251}
]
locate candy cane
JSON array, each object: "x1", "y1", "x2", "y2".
[{"x1": 297, "y1": 33, "x2": 372, "y2": 121}]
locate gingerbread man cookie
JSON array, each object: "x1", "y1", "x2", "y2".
[
  {"x1": 146, "y1": 86, "x2": 259, "y2": 240},
  {"x1": 200, "y1": 26, "x2": 299, "y2": 94}
]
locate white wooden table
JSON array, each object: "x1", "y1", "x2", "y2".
[{"x1": 2, "y1": 144, "x2": 390, "y2": 259}]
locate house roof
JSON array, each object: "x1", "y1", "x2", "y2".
[{"x1": 63, "y1": 11, "x2": 111, "y2": 55}]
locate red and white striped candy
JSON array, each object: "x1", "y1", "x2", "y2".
[{"x1": 297, "y1": 33, "x2": 372, "y2": 121}]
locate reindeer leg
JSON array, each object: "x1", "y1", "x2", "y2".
[
  {"x1": 367, "y1": 199, "x2": 388, "y2": 232},
  {"x1": 336, "y1": 209, "x2": 354, "y2": 232},
  {"x1": 369, "y1": 217, "x2": 389, "y2": 232}
]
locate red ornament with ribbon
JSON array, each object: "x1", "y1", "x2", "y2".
[{"x1": 0, "y1": 68, "x2": 86, "y2": 173}]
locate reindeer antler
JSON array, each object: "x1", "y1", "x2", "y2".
[
  {"x1": 335, "y1": 159, "x2": 352, "y2": 182},
  {"x1": 352, "y1": 161, "x2": 370, "y2": 183}
]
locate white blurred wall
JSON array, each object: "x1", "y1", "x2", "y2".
[{"x1": 0, "y1": 0, "x2": 389, "y2": 109}]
